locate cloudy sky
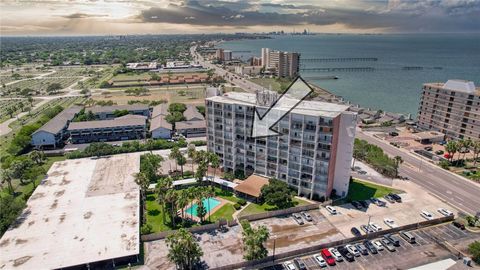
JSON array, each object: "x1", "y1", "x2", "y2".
[{"x1": 1, "y1": 0, "x2": 479, "y2": 35}]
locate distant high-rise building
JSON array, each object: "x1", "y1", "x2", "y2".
[
  {"x1": 417, "y1": 80, "x2": 480, "y2": 140},
  {"x1": 261, "y1": 48, "x2": 300, "y2": 78},
  {"x1": 223, "y1": 50, "x2": 232, "y2": 61}
]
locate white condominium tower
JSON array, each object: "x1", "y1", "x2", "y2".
[
  {"x1": 418, "y1": 80, "x2": 480, "y2": 140},
  {"x1": 205, "y1": 91, "x2": 357, "y2": 200}
]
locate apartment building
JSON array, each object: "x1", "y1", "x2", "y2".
[
  {"x1": 86, "y1": 105, "x2": 150, "y2": 120},
  {"x1": 68, "y1": 115, "x2": 147, "y2": 143},
  {"x1": 417, "y1": 80, "x2": 480, "y2": 140},
  {"x1": 261, "y1": 48, "x2": 300, "y2": 78},
  {"x1": 206, "y1": 91, "x2": 357, "y2": 200}
]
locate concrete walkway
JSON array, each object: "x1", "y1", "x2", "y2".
[{"x1": 0, "y1": 99, "x2": 50, "y2": 136}]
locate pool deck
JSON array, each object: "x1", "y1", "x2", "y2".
[{"x1": 181, "y1": 197, "x2": 231, "y2": 222}]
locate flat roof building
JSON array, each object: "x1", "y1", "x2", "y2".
[
  {"x1": 0, "y1": 154, "x2": 140, "y2": 269},
  {"x1": 206, "y1": 85, "x2": 357, "y2": 200},
  {"x1": 31, "y1": 106, "x2": 82, "y2": 148},
  {"x1": 418, "y1": 80, "x2": 480, "y2": 140}
]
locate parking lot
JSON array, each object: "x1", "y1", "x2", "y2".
[
  {"x1": 321, "y1": 180, "x2": 459, "y2": 239},
  {"x1": 252, "y1": 210, "x2": 345, "y2": 254},
  {"x1": 270, "y1": 223, "x2": 476, "y2": 270}
]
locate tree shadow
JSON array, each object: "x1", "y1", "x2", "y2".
[
  {"x1": 145, "y1": 195, "x2": 155, "y2": 201},
  {"x1": 148, "y1": 209, "x2": 160, "y2": 216}
]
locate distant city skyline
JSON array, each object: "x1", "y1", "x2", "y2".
[{"x1": 1, "y1": 0, "x2": 479, "y2": 36}]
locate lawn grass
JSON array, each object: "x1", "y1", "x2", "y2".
[
  {"x1": 343, "y1": 178, "x2": 403, "y2": 202},
  {"x1": 145, "y1": 193, "x2": 173, "y2": 232},
  {"x1": 238, "y1": 197, "x2": 311, "y2": 217},
  {"x1": 214, "y1": 187, "x2": 241, "y2": 203},
  {"x1": 209, "y1": 203, "x2": 235, "y2": 222}
]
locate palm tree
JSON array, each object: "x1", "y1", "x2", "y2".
[
  {"x1": 205, "y1": 186, "x2": 215, "y2": 222},
  {"x1": 156, "y1": 177, "x2": 173, "y2": 225},
  {"x1": 393, "y1": 156, "x2": 403, "y2": 177},
  {"x1": 29, "y1": 150, "x2": 45, "y2": 165},
  {"x1": 176, "y1": 189, "x2": 189, "y2": 222},
  {"x1": 1, "y1": 169, "x2": 14, "y2": 195},
  {"x1": 165, "y1": 189, "x2": 178, "y2": 228},
  {"x1": 209, "y1": 152, "x2": 220, "y2": 183},
  {"x1": 196, "y1": 188, "x2": 207, "y2": 223},
  {"x1": 177, "y1": 154, "x2": 187, "y2": 178},
  {"x1": 187, "y1": 144, "x2": 196, "y2": 172},
  {"x1": 472, "y1": 140, "x2": 480, "y2": 167},
  {"x1": 169, "y1": 146, "x2": 181, "y2": 173},
  {"x1": 460, "y1": 138, "x2": 473, "y2": 162},
  {"x1": 445, "y1": 141, "x2": 458, "y2": 163},
  {"x1": 166, "y1": 228, "x2": 203, "y2": 269},
  {"x1": 133, "y1": 172, "x2": 149, "y2": 205}
]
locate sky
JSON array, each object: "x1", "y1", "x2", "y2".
[{"x1": 1, "y1": 0, "x2": 479, "y2": 36}]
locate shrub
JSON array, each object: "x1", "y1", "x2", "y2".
[
  {"x1": 439, "y1": 160, "x2": 450, "y2": 170},
  {"x1": 468, "y1": 241, "x2": 480, "y2": 264},
  {"x1": 237, "y1": 199, "x2": 247, "y2": 206},
  {"x1": 233, "y1": 203, "x2": 241, "y2": 210},
  {"x1": 141, "y1": 223, "x2": 153, "y2": 235}
]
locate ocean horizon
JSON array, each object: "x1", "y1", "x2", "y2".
[{"x1": 220, "y1": 33, "x2": 480, "y2": 117}]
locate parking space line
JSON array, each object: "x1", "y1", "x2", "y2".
[{"x1": 411, "y1": 231, "x2": 429, "y2": 245}]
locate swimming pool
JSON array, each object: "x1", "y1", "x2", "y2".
[{"x1": 185, "y1": 198, "x2": 221, "y2": 217}]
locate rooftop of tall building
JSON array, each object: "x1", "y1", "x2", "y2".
[{"x1": 424, "y1": 80, "x2": 479, "y2": 94}]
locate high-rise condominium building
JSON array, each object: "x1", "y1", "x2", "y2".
[
  {"x1": 418, "y1": 80, "x2": 480, "y2": 140},
  {"x1": 261, "y1": 48, "x2": 300, "y2": 78},
  {"x1": 205, "y1": 91, "x2": 357, "y2": 199}
]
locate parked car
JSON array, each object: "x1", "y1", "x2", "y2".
[
  {"x1": 453, "y1": 221, "x2": 466, "y2": 230},
  {"x1": 293, "y1": 258, "x2": 307, "y2": 270},
  {"x1": 355, "y1": 243, "x2": 368, "y2": 255},
  {"x1": 389, "y1": 193, "x2": 402, "y2": 203},
  {"x1": 320, "y1": 248, "x2": 336, "y2": 266},
  {"x1": 351, "y1": 201, "x2": 363, "y2": 209},
  {"x1": 424, "y1": 146, "x2": 433, "y2": 151},
  {"x1": 360, "y1": 224, "x2": 374, "y2": 234},
  {"x1": 389, "y1": 131, "x2": 399, "y2": 136},
  {"x1": 326, "y1": 205, "x2": 337, "y2": 215},
  {"x1": 328, "y1": 248, "x2": 343, "y2": 262},
  {"x1": 283, "y1": 261, "x2": 296, "y2": 270},
  {"x1": 400, "y1": 231, "x2": 416, "y2": 243},
  {"x1": 313, "y1": 254, "x2": 327, "y2": 267},
  {"x1": 351, "y1": 227, "x2": 362, "y2": 237},
  {"x1": 381, "y1": 238, "x2": 396, "y2": 252},
  {"x1": 437, "y1": 208, "x2": 454, "y2": 217},
  {"x1": 346, "y1": 244, "x2": 361, "y2": 257},
  {"x1": 301, "y1": 211, "x2": 313, "y2": 222},
  {"x1": 358, "y1": 170, "x2": 367, "y2": 175},
  {"x1": 435, "y1": 150, "x2": 444, "y2": 155},
  {"x1": 371, "y1": 197, "x2": 386, "y2": 207},
  {"x1": 373, "y1": 240, "x2": 384, "y2": 251},
  {"x1": 384, "y1": 194, "x2": 396, "y2": 203},
  {"x1": 421, "y1": 210, "x2": 434, "y2": 220},
  {"x1": 384, "y1": 234, "x2": 400, "y2": 247},
  {"x1": 292, "y1": 213, "x2": 304, "y2": 225},
  {"x1": 364, "y1": 240, "x2": 378, "y2": 254},
  {"x1": 359, "y1": 200, "x2": 369, "y2": 208},
  {"x1": 369, "y1": 223, "x2": 383, "y2": 232},
  {"x1": 384, "y1": 218, "x2": 398, "y2": 228},
  {"x1": 337, "y1": 246, "x2": 355, "y2": 262}
]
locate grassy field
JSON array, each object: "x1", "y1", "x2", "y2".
[
  {"x1": 341, "y1": 178, "x2": 403, "y2": 203},
  {"x1": 238, "y1": 197, "x2": 311, "y2": 217},
  {"x1": 145, "y1": 193, "x2": 173, "y2": 232},
  {"x1": 209, "y1": 203, "x2": 236, "y2": 222},
  {"x1": 250, "y1": 77, "x2": 292, "y2": 93},
  {"x1": 2, "y1": 77, "x2": 81, "y2": 96},
  {"x1": 93, "y1": 87, "x2": 205, "y2": 104}
]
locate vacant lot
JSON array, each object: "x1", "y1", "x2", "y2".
[{"x1": 93, "y1": 86, "x2": 206, "y2": 104}]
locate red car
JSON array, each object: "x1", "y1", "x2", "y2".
[{"x1": 321, "y1": 248, "x2": 336, "y2": 266}]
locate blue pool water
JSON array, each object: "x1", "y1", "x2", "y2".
[{"x1": 185, "y1": 198, "x2": 221, "y2": 217}]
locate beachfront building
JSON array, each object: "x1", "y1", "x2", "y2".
[
  {"x1": 417, "y1": 80, "x2": 480, "y2": 140},
  {"x1": 205, "y1": 90, "x2": 357, "y2": 200},
  {"x1": 261, "y1": 48, "x2": 300, "y2": 78},
  {"x1": 68, "y1": 115, "x2": 147, "y2": 143},
  {"x1": 31, "y1": 106, "x2": 82, "y2": 148},
  {"x1": 86, "y1": 105, "x2": 150, "y2": 120}
]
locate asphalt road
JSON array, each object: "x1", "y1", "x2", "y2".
[
  {"x1": 191, "y1": 46, "x2": 267, "y2": 93},
  {"x1": 356, "y1": 130, "x2": 480, "y2": 215}
]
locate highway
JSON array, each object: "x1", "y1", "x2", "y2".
[
  {"x1": 191, "y1": 46, "x2": 268, "y2": 93},
  {"x1": 357, "y1": 130, "x2": 480, "y2": 215}
]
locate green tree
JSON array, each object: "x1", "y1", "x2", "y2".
[
  {"x1": 1, "y1": 169, "x2": 15, "y2": 195},
  {"x1": 168, "y1": 103, "x2": 187, "y2": 113},
  {"x1": 10, "y1": 158, "x2": 34, "y2": 185},
  {"x1": 166, "y1": 189, "x2": 178, "y2": 227},
  {"x1": 134, "y1": 172, "x2": 149, "y2": 206},
  {"x1": 29, "y1": 150, "x2": 46, "y2": 165},
  {"x1": 261, "y1": 178, "x2": 293, "y2": 209},
  {"x1": 241, "y1": 219, "x2": 270, "y2": 261},
  {"x1": 0, "y1": 195, "x2": 25, "y2": 236},
  {"x1": 393, "y1": 156, "x2": 403, "y2": 177},
  {"x1": 177, "y1": 154, "x2": 187, "y2": 178},
  {"x1": 46, "y1": 83, "x2": 62, "y2": 94},
  {"x1": 445, "y1": 141, "x2": 458, "y2": 163},
  {"x1": 468, "y1": 241, "x2": 480, "y2": 264},
  {"x1": 176, "y1": 189, "x2": 189, "y2": 221},
  {"x1": 207, "y1": 69, "x2": 215, "y2": 82},
  {"x1": 140, "y1": 153, "x2": 163, "y2": 182},
  {"x1": 472, "y1": 140, "x2": 480, "y2": 167},
  {"x1": 166, "y1": 228, "x2": 203, "y2": 269},
  {"x1": 156, "y1": 177, "x2": 173, "y2": 225},
  {"x1": 208, "y1": 152, "x2": 220, "y2": 183},
  {"x1": 169, "y1": 146, "x2": 181, "y2": 172},
  {"x1": 187, "y1": 144, "x2": 196, "y2": 172},
  {"x1": 27, "y1": 96, "x2": 34, "y2": 106}
]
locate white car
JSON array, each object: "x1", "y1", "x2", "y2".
[
  {"x1": 346, "y1": 244, "x2": 361, "y2": 257},
  {"x1": 384, "y1": 218, "x2": 398, "y2": 228},
  {"x1": 421, "y1": 210, "x2": 434, "y2": 220},
  {"x1": 326, "y1": 205, "x2": 337, "y2": 215},
  {"x1": 283, "y1": 261, "x2": 296, "y2": 270},
  {"x1": 437, "y1": 208, "x2": 454, "y2": 217},
  {"x1": 328, "y1": 248, "x2": 343, "y2": 262},
  {"x1": 369, "y1": 222, "x2": 383, "y2": 232},
  {"x1": 314, "y1": 254, "x2": 327, "y2": 267},
  {"x1": 373, "y1": 240, "x2": 384, "y2": 251}
]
